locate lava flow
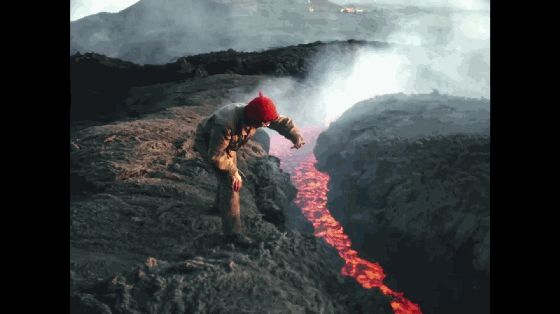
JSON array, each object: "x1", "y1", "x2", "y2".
[{"x1": 269, "y1": 127, "x2": 422, "y2": 314}]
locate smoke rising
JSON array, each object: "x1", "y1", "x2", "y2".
[
  {"x1": 232, "y1": 2, "x2": 489, "y2": 128},
  {"x1": 71, "y1": 0, "x2": 489, "y2": 127}
]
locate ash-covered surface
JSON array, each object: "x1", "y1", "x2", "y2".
[
  {"x1": 71, "y1": 234, "x2": 392, "y2": 314},
  {"x1": 314, "y1": 93, "x2": 490, "y2": 314},
  {"x1": 70, "y1": 62, "x2": 395, "y2": 312}
]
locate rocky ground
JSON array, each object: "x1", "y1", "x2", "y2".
[
  {"x1": 70, "y1": 45, "x2": 395, "y2": 313},
  {"x1": 314, "y1": 92, "x2": 490, "y2": 314},
  {"x1": 71, "y1": 39, "x2": 490, "y2": 313}
]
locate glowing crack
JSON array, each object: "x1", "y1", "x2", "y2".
[{"x1": 270, "y1": 127, "x2": 422, "y2": 314}]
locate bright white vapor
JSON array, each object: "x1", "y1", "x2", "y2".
[{"x1": 313, "y1": 50, "x2": 408, "y2": 124}]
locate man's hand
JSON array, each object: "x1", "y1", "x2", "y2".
[
  {"x1": 291, "y1": 136, "x2": 305, "y2": 149},
  {"x1": 232, "y1": 171, "x2": 243, "y2": 192}
]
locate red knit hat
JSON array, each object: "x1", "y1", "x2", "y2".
[{"x1": 244, "y1": 91, "x2": 279, "y2": 123}]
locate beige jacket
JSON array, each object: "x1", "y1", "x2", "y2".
[{"x1": 198, "y1": 103, "x2": 303, "y2": 177}]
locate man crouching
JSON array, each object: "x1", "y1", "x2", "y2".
[{"x1": 196, "y1": 92, "x2": 305, "y2": 247}]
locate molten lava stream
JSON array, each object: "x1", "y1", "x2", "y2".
[{"x1": 270, "y1": 127, "x2": 422, "y2": 314}]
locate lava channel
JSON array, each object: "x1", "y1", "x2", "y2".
[{"x1": 269, "y1": 126, "x2": 422, "y2": 314}]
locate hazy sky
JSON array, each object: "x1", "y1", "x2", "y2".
[
  {"x1": 331, "y1": 0, "x2": 489, "y2": 11},
  {"x1": 70, "y1": 0, "x2": 489, "y2": 21},
  {"x1": 70, "y1": 0, "x2": 140, "y2": 21}
]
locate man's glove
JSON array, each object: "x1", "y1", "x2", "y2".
[
  {"x1": 231, "y1": 171, "x2": 243, "y2": 192},
  {"x1": 291, "y1": 135, "x2": 305, "y2": 149}
]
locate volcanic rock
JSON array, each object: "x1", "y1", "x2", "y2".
[{"x1": 314, "y1": 92, "x2": 490, "y2": 314}]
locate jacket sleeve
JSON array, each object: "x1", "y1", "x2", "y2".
[
  {"x1": 268, "y1": 115, "x2": 303, "y2": 144},
  {"x1": 207, "y1": 125, "x2": 238, "y2": 177}
]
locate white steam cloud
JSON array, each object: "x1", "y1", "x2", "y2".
[
  {"x1": 73, "y1": 1, "x2": 489, "y2": 128},
  {"x1": 234, "y1": 4, "x2": 489, "y2": 128},
  {"x1": 310, "y1": 49, "x2": 407, "y2": 124}
]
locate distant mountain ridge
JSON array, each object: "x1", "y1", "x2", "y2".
[{"x1": 70, "y1": 0, "x2": 393, "y2": 64}]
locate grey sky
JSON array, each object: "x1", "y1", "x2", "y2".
[
  {"x1": 70, "y1": 0, "x2": 489, "y2": 21},
  {"x1": 70, "y1": 0, "x2": 140, "y2": 21},
  {"x1": 330, "y1": 0, "x2": 489, "y2": 11}
]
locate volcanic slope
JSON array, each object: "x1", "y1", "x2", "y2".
[{"x1": 70, "y1": 51, "x2": 394, "y2": 313}]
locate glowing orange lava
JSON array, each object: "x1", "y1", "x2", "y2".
[{"x1": 270, "y1": 127, "x2": 422, "y2": 314}]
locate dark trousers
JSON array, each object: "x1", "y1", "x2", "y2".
[
  {"x1": 210, "y1": 151, "x2": 242, "y2": 235},
  {"x1": 196, "y1": 126, "x2": 242, "y2": 235},
  {"x1": 214, "y1": 167, "x2": 242, "y2": 235}
]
